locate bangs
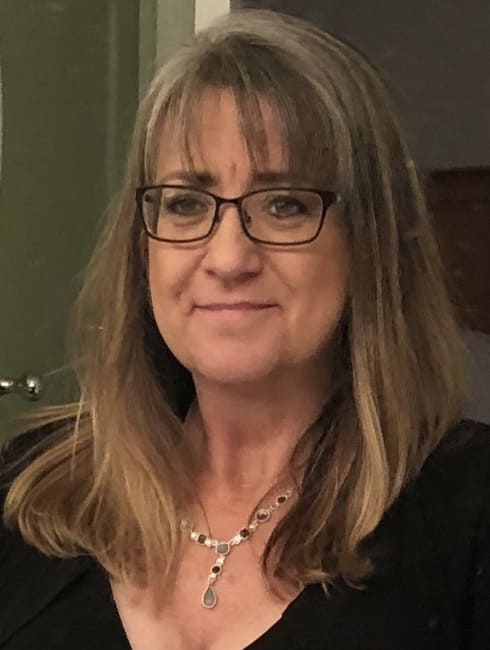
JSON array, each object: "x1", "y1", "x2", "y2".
[{"x1": 145, "y1": 41, "x2": 338, "y2": 190}]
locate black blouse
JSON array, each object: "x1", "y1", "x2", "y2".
[{"x1": 0, "y1": 420, "x2": 489, "y2": 650}]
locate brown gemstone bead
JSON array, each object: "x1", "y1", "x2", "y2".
[
  {"x1": 239, "y1": 528, "x2": 250, "y2": 539},
  {"x1": 256, "y1": 509, "x2": 270, "y2": 521},
  {"x1": 211, "y1": 565, "x2": 222, "y2": 575},
  {"x1": 197, "y1": 534, "x2": 207, "y2": 545}
]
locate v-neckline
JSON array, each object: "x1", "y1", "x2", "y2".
[
  {"x1": 242, "y1": 584, "x2": 318, "y2": 649},
  {"x1": 96, "y1": 565, "x2": 318, "y2": 649}
]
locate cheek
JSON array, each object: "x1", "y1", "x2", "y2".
[
  {"x1": 147, "y1": 247, "x2": 201, "y2": 372},
  {"x1": 147, "y1": 246, "x2": 189, "y2": 334},
  {"x1": 289, "y1": 232, "x2": 350, "y2": 344},
  {"x1": 148, "y1": 246, "x2": 167, "y2": 308}
]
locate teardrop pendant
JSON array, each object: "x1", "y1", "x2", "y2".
[{"x1": 202, "y1": 585, "x2": 217, "y2": 609}]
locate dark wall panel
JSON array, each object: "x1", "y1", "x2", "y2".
[{"x1": 232, "y1": 0, "x2": 490, "y2": 171}]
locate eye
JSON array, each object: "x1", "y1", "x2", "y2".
[
  {"x1": 266, "y1": 195, "x2": 308, "y2": 218},
  {"x1": 162, "y1": 192, "x2": 212, "y2": 217}
]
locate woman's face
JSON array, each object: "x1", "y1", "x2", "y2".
[{"x1": 148, "y1": 89, "x2": 350, "y2": 386}]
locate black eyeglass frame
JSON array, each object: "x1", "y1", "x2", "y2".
[{"x1": 135, "y1": 184, "x2": 341, "y2": 246}]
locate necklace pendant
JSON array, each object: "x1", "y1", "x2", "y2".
[{"x1": 202, "y1": 584, "x2": 217, "y2": 609}]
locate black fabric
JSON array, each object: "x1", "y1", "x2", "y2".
[{"x1": 0, "y1": 420, "x2": 489, "y2": 649}]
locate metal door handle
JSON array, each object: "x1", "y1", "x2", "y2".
[{"x1": 0, "y1": 373, "x2": 44, "y2": 401}]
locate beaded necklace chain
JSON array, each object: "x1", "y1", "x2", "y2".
[{"x1": 181, "y1": 487, "x2": 294, "y2": 609}]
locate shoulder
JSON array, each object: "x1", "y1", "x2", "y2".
[
  {"x1": 371, "y1": 419, "x2": 490, "y2": 577},
  {"x1": 414, "y1": 419, "x2": 490, "y2": 517},
  {"x1": 425, "y1": 418, "x2": 490, "y2": 471},
  {"x1": 402, "y1": 419, "x2": 490, "y2": 541},
  {"x1": 0, "y1": 418, "x2": 72, "y2": 552},
  {"x1": 0, "y1": 417, "x2": 77, "y2": 569},
  {"x1": 362, "y1": 420, "x2": 490, "y2": 642},
  {"x1": 411, "y1": 421, "x2": 490, "y2": 643},
  {"x1": 1, "y1": 418, "x2": 74, "y2": 488},
  {"x1": 398, "y1": 420, "x2": 490, "y2": 601},
  {"x1": 0, "y1": 420, "x2": 95, "y2": 646}
]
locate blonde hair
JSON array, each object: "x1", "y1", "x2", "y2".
[{"x1": 2, "y1": 9, "x2": 467, "y2": 600}]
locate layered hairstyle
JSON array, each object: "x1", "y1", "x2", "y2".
[{"x1": 2, "y1": 9, "x2": 467, "y2": 599}]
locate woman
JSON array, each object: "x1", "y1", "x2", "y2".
[{"x1": 1, "y1": 9, "x2": 489, "y2": 650}]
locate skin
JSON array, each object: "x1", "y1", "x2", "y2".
[
  {"x1": 110, "y1": 88, "x2": 351, "y2": 650},
  {"x1": 148, "y1": 88, "x2": 350, "y2": 509}
]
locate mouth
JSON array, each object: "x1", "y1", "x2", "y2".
[
  {"x1": 195, "y1": 302, "x2": 277, "y2": 311},
  {"x1": 193, "y1": 303, "x2": 279, "y2": 323}
]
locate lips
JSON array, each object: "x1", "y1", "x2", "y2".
[{"x1": 196, "y1": 302, "x2": 275, "y2": 311}]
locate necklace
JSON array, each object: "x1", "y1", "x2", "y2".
[{"x1": 181, "y1": 487, "x2": 294, "y2": 609}]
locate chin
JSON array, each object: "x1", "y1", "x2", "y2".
[{"x1": 188, "y1": 352, "x2": 280, "y2": 386}]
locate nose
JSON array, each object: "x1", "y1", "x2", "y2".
[{"x1": 202, "y1": 202, "x2": 261, "y2": 281}]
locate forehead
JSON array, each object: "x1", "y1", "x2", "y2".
[{"x1": 155, "y1": 88, "x2": 286, "y2": 179}]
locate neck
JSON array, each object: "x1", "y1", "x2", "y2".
[{"x1": 186, "y1": 364, "x2": 329, "y2": 504}]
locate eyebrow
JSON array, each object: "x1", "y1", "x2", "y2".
[{"x1": 154, "y1": 170, "x2": 303, "y2": 188}]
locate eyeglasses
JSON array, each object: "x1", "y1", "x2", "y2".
[{"x1": 135, "y1": 184, "x2": 340, "y2": 246}]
